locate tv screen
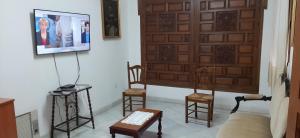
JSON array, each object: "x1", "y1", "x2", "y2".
[{"x1": 34, "y1": 9, "x2": 90, "y2": 55}]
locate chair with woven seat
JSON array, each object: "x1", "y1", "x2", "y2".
[
  {"x1": 185, "y1": 67, "x2": 215, "y2": 127},
  {"x1": 122, "y1": 62, "x2": 147, "y2": 116}
]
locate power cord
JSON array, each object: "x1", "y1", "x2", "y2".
[
  {"x1": 53, "y1": 54, "x2": 62, "y2": 87},
  {"x1": 74, "y1": 52, "x2": 81, "y2": 85},
  {"x1": 53, "y1": 52, "x2": 81, "y2": 87}
]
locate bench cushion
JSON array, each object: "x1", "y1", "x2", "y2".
[{"x1": 216, "y1": 112, "x2": 272, "y2": 138}]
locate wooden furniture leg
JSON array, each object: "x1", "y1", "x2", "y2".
[
  {"x1": 185, "y1": 96, "x2": 188, "y2": 123},
  {"x1": 158, "y1": 112, "x2": 162, "y2": 138},
  {"x1": 143, "y1": 94, "x2": 146, "y2": 108},
  {"x1": 50, "y1": 96, "x2": 55, "y2": 138},
  {"x1": 207, "y1": 102, "x2": 211, "y2": 128},
  {"x1": 122, "y1": 93, "x2": 125, "y2": 117},
  {"x1": 129, "y1": 96, "x2": 132, "y2": 111},
  {"x1": 87, "y1": 89, "x2": 95, "y2": 129},
  {"x1": 195, "y1": 102, "x2": 198, "y2": 118},
  {"x1": 111, "y1": 133, "x2": 115, "y2": 138},
  {"x1": 75, "y1": 93, "x2": 79, "y2": 126},
  {"x1": 211, "y1": 100, "x2": 214, "y2": 121},
  {"x1": 64, "y1": 96, "x2": 70, "y2": 138}
]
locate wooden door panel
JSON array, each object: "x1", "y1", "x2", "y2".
[
  {"x1": 228, "y1": 0, "x2": 247, "y2": 8},
  {"x1": 142, "y1": 0, "x2": 194, "y2": 87},
  {"x1": 195, "y1": 0, "x2": 261, "y2": 92},
  {"x1": 141, "y1": 0, "x2": 262, "y2": 92},
  {"x1": 207, "y1": 1, "x2": 226, "y2": 9},
  {"x1": 200, "y1": 12, "x2": 214, "y2": 21}
]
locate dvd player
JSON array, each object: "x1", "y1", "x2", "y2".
[{"x1": 59, "y1": 84, "x2": 75, "y2": 89}]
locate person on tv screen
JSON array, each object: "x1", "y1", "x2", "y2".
[
  {"x1": 81, "y1": 21, "x2": 90, "y2": 43},
  {"x1": 36, "y1": 18, "x2": 50, "y2": 46},
  {"x1": 48, "y1": 15, "x2": 62, "y2": 48}
]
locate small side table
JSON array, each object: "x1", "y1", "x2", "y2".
[
  {"x1": 49, "y1": 84, "x2": 95, "y2": 138},
  {"x1": 109, "y1": 108, "x2": 162, "y2": 138}
]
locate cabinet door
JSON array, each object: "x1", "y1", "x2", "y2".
[
  {"x1": 194, "y1": 0, "x2": 263, "y2": 92},
  {"x1": 141, "y1": 0, "x2": 194, "y2": 87}
]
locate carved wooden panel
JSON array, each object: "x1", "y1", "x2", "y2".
[
  {"x1": 159, "y1": 45, "x2": 176, "y2": 62},
  {"x1": 215, "y1": 45, "x2": 236, "y2": 64},
  {"x1": 195, "y1": 0, "x2": 262, "y2": 92},
  {"x1": 141, "y1": 0, "x2": 193, "y2": 87},
  {"x1": 140, "y1": 0, "x2": 263, "y2": 93},
  {"x1": 159, "y1": 14, "x2": 176, "y2": 32},
  {"x1": 216, "y1": 11, "x2": 238, "y2": 31}
]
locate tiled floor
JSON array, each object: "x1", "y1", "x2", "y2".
[{"x1": 56, "y1": 101, "x2": 230, "y2": 138}]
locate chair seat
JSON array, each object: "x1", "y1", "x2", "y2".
[
  {"x1": 187, "y1": 93, "x2": 213, "y2": 102},
  {"x1": 124, "y1": 88, "x2": 146, "y2": 96}
]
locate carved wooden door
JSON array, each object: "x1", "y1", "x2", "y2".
[
  {"x1": 140, "y1": 0, "x2": 264, "y2": 93},
  {"x1": 194, "y1": 0, "x2": 263, "y2": 92}
]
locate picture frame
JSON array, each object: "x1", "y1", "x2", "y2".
[{"x1": 101, "y1": 0, "x2": 120, "y2": 39}]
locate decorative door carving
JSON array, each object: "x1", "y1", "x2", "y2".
[{"x1": 140, "y1": 0, "x2": 264, "y2": 93}]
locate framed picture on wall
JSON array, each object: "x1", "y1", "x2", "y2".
[{"x1": 101, "y1": 0, "x2": 120, "y2": 39}]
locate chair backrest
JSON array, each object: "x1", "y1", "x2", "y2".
[
  {"x1": 127, "y1": 62, "x2": 147, "y2": 89},
  {"x1": 194, "y1": 67, "x2": 215, "y2": 95}
]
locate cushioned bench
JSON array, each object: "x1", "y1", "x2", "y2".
[{"x1": 217, "y1": 82, "x2": 289, "y2": 138}]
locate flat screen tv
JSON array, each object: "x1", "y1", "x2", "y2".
[{"x1": 34, "y1": 9, "x2": 90, "y2": 55}]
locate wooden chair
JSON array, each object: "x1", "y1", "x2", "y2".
[
  {"x1": 185, "y1": 67, "x2": 215, "y2": 127},
  {"x1": 122, "y1": 62, "x2": 147, "y2": 116}
]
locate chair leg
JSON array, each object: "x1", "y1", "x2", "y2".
[
  {"x1": 143, "y1": 95, "x2": 146, "y2": 108},
  {"x1": 129, "y1": 96, "x2": 132, "y2": 111},
  {"x1": 122, "y1": 93, "x2": 125, "y2": 117},
  {"x1": 185, "y1": 97, "x2": 188, "y2": 123},
  {"x1": 207, "y1": 102, "x2": 211, "y2": 128},
  {"x1": 211, "y1": 102, "x2": 214, "y2": 121},
  {"x1": 194, "y1": 102, "x2": 198, "y2": 118}
]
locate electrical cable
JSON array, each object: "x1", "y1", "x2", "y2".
[
  {"x1": 74, "y1": 52, "x2": 81, "y2": 85},
  {"x1": 53, "y1": 54, "x2": 62, "y2": 87}
]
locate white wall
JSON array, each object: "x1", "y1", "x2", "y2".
[
  {"x1": 125, "y1": 0, "x2": 279, "y2": 114},
  {"x1": 0, "y1": 0, "x2": 129, "y2": 137}
]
